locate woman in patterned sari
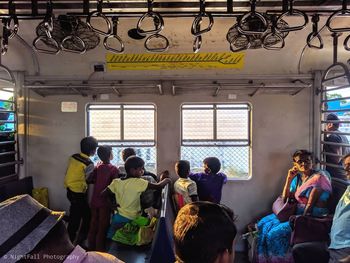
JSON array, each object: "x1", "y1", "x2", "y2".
[{"x1": 257, "y1": 150, "x2": 332, "y2": 263}]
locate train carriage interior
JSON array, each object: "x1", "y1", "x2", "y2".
[{"x1": 0, "y1": 0, "x2": 350, "y2": 262}]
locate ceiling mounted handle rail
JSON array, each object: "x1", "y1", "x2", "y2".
[
  {"x1": 6, "y1": 0, "x2": 19, "y2": 39},
  {"x1": 1, "y1": 19, "x2": 10, "y2": 55},
  {"x1": 86, "y1": 0, "x2": 112, "y2": 36},
  {"x1": 276, "y1": 0, "x2": 308, "y2": 32},
  {"x1": 191, "y1": 0, "x2": 214, "y2": 37},
  {"x1": 237, "y1": 0, "x2": 268, "y2": 35},
  {"x1": 191, "y1": 0, "x2": 213, "y2": 53},
  {"x1": 32, "y1": 0, "x2": 60, "y2": 55},
  {"x1": 104, "y1": 17, "x2": 125, "y2": 53},
  {"x1": 262, "y1": 15, "x2": 284, "y2": 50},
  {"x1": 226, "y1": 24, "x2": 250, "y2": 52},
  {"x1": 144, "y1": 33, "x2": 169, "y2": 52},
  {"x1": 326, "y1": 0, "x2": 350, "y2": 33},
  {"x1": 322, "y1": 32, "x2": 350, "y2": 85},
  {"x1": 60, "y1": 35, "x2": 87, "y2": 54},
  {"x1": 137, "y1": 0, "x2": 164, "y2": 36},
  {"x1": 42, "y1": 0, "x2": 54, "y2": 38},
  {"x1": 344, "y1": 34, "x2": 350, "y2": 51},
  {"x1": 193, "y1": 34, "x2": 202, "y2": 53},
  {"x1": 306, "y1": 14, "x2": 323, "y2": 49}
]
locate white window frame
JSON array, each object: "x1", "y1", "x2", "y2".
[
  {"x1": 180, "y1": 103, "x2": 252, "y2": 180},
  {"x1": 86, "y1": 103, "x2": 157, "y2": 171}
]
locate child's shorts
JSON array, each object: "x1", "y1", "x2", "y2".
[{"x1": 107, "y1": 213, "x2": 131, "y2": 239}]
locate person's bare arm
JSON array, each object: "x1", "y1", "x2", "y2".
[
  {"x1": 282, "y1": 166, "x2": 299, "y2": 202},
  {"x1": 101, "y1": 187, "x2": 119, "y2": 210},
  {"x1": 303, "y1": 187, "x2": 322, "y2": 216},
  {"x1": 147, "y1": 178, "x2": 172, "y2": 190}
]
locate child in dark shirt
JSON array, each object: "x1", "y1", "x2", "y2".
[
  {"x1": 87, "y1": 145, "x2": 119, "y2": 251},
  {"x1": 189, "y1": 157, "x2": 227, "y2": 203}
]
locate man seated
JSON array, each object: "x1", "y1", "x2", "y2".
[
  {"x1": 0, "y1": 194, "x2": 124, "y2": 263},
  {"x1": 173, "y1": 201, "x2": 237, "y2": 263},
  {"x1": 293, "y1": 153, "x2": 350, "y2": 263}
]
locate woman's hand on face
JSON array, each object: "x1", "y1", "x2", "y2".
[{"x1": 287, "y1": 166, "x2": 299, "y2": 180}]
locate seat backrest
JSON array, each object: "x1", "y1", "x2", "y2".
[
  {"x1": 0, "y1": 176, "x2": 33, "y2": 202},
  {"x1": 147, "y1": 185, "x2": 175, "y2": 263}
]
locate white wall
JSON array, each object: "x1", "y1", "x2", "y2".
[{"x1": 26, "y1": 85, "x2": 312, "y2": 250}]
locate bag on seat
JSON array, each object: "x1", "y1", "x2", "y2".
[
  {"x1": 272, "y1": 196, "x2": 297, "y2": 222},
  {"x1": 289, "y1": 215, "x2": 333, "y2": 245}
]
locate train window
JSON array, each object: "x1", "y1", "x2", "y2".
[
  {"x1": 0, "y1": 87, "x2": 18, "y2": 183},
  {"x1": 86, "y1": 104, "x2": 156, "y2": 173},
  {"x1": 181, "y1": 103, "x2": 251, "y2": 179},
  {"x1": 321, "y1": 80, "x2": 350, "y2": 181}
]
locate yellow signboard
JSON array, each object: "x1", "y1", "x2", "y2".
[{"x1": 106, "y1": 52, "x2": 244, "y2": 70}]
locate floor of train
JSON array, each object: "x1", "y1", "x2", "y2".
[{"x1": 108, "y1": 241, "x2": 250, "y2": 263}]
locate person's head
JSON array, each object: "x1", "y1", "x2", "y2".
[
  {"x1": 174, "y1": 202, "x2": 237, "y2": 263},
  {"x1": 80, "y1": 136, "x2": 98, "y2": 156},
  {"x1": 121, "y1": 148, "x2": 136, "y2": 162},
  {"x1": 175, "y1": 160, "x2": 190, "y2": 178},
  {"x1": 203, "y1": 157, "x2": 221, "y2": 174},
  {"x1": 125, "y1": 156, "x2": 145, "y2": 177},
  {"x1": 326, "y1": 113, "x2": 340, "y2": 131},
  {"x1": 292, "y1": 150, "x2": 313, "y2": 174},
  {"x1": 0, "y1": 195, "x2": 67, "y2": 263},
  {"x1": 342, "y1": 153, "x2": 350, "y2": 180},
  {"x1": 97, "y1": 145, "x2": 113, "y2": 164}
]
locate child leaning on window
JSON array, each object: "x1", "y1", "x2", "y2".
[
  {"x1": 174, "y1": 160, "x2": 199, "y2": 207},
  {"x1": 102, "y1": 156, "x2": 171, "y2": 240},
  {"x1": 189, "y1": 157, "x2": 227, "y2": 204},
  {"x1": 87, "y1": 145, "x2": 119, "y2": 252}
]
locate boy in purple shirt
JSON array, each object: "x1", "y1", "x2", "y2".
[
  {"x1": 189, "y1": 157, "x2": 227, "y2": 203},
  {"x1": 88, "y1": 145, "x2": 119, "y2": 251}
]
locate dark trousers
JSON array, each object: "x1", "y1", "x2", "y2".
[
  {"x1": 88, "y1": 206, "x2": 112, "y2": 251},
  {"x1": 67, "y1": 188, "x2": 91, "y2": 244},
  {"x1": 292, "y1": 242, "x2": 329, "y2": 263}
]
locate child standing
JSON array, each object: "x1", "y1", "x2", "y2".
[
  {"x1": 118, "y1": 147, "x2": 158, "y2": 181},
  {"x1": 103, "y1": 156, "x2": 171, "y2": 239},
  {"x1": 88, "y1": 145, "x2": 119, "y2": 251},
  {"x1": 174, "y1": 160, "x2": 198, "y2": 207},
  {"x1": 64, "y1": 136, "x2": 98, "y2": 244},
  {"x1": 189, "y1": 157, "x2": 227, "y2": 203}
]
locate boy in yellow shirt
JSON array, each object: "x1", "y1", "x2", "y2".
[
  {"x1": 103, "y1": 156, "x2": 171, "y2": 239},
  {"x1": 64, "y1": 136, "x2": 98, "y2": 244}
]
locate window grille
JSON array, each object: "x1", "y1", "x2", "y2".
[
  {"x1": 0, "y1": 87, "x2": 20, "y2": 183},
  {"x1": 320, "y1": 78, "x2": 350, "y2": 181},
  {"x1": 181, "y1": 103, "x2": 251, "y2": 179},
  {"x1": 87, "y1": 104, "x2": 156, "y2": 173}
]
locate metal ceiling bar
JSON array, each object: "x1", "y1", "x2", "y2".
[
  {"x1": 83, "y1": 0, "x2": 89, "y2": 14},
  {"x1": 0, "y1": 1, "x2": 344, "y2": 17},
  {"x1": 31, "y1": 0, "x2": 38, "y2": 15}
]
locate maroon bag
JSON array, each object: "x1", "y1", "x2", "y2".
[
  {"x1": 289, "y1": 215, "x2": 333, "y2": 245},
  {"x1": 272, "y1": 196, "x2": 297, "y2": 222}
]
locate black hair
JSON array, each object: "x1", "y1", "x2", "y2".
[
  {"x1": 292, "y1": 150, "x2": 313, "y2": 162},
  {"x1": 125, "y1": 156, "x2": 145, "y2": 175},
  {"x1": 203, "y1": 157, "x2": 221, "y2": 174},
  {"x1": 174, "y1": 201, "x2": 237, "y2": 263},
  {"x1": 122, "y1": 147, "x2": 136, "y2": 162},
  {"x1": 326, "y1": 113, "x2": 340, "y2": 129},
  {"x1": 97, "y1": 145, "x2": 112, "y2": 164},
  {"x1": 175, "y1": 160, "x2": 190, "y2": 178},
  {"x1": 80, "y1": 136, "x2": 98, "y2": 156}
]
